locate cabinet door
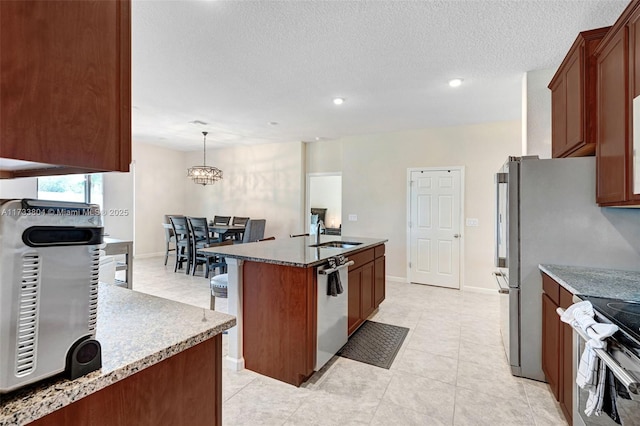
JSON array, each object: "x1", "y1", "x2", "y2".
[
  {"x1": 551, "y1": 78, "x2": 568, "y2": 158},
  {"x1": 374, "y1": 256, "x2": 385, "y2": 307},
  {"x1": 628, "y1": 8, "x2": 640, "y2": 202},
  {"x1": 597, "y1": 27, "x2": 629, "y2": 204},
  {"x1": 361, "y1": 262, "x2": 375, "y2": 320},
  {"x1": 565, "y1": 47, "x2": 585, "y2": 151},
  {"x1": 348, "y1": 268, "x2": 362, "y2": 336},
  {"x1": 542, "y1": 293, "x2": 560, "y2": 400},
  {"x1": 0, "y1": 0, "x2": 131, "y2": 173}
]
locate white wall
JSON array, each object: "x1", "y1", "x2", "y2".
[
  {"x1": 132, "y1": 141, "x2": 187, "y2": 257},
  {"x1": 184, "y1": 141, "x2": 305, "y2": 239},
  {"x1": 308, "y1": 120, "x2": 522, "y2": 291},
  {"x1": 523, "y1": 68, "x2": 555, "y2": 158}
]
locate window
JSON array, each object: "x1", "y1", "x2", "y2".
[{"x1": 37, "y1": 174, "x2": 103, "y2": 207}]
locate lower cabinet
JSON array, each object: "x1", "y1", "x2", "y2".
[
  {"x1": 348, "y1": 244, "x2": 385, "y2": 336},
  {"x1": 541, "y1": 273, "x2": 573, "y2": 425},
  {"x1": 31, "y1": 337, "x2": 223, "y2": 426}
]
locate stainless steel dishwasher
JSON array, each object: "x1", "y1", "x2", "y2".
[{"x1": 315, "y1": 259, "x2": 353, "y2": 370}]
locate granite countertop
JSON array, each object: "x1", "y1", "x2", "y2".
[
  {"x1": 200, "y1": 235, "x2": 388, "y2": 267},
  {"x1": 0, "y1": 284, "x2": 236, "y2": 426},
  {"x1": 539, "y1": 264, "x2": 640, "y2": 301}
]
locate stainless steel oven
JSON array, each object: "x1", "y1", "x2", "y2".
[
  {"x1": 564, "y1": 295, "x2": 640, "y2": 426},
  {"x1": 574, "y1": 332, "x2": 640, "y2": 425}
]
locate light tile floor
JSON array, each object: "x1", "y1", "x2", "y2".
[{"x1": 131, "y1": 256, "x2": 567, "y2": 426}]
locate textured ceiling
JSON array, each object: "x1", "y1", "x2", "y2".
[{"x1": 132, "y1": 0, "x2": 628, "y2": 151}]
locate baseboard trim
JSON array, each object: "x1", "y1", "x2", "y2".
[
  {"x1": 134, "y1": 252, "x2": 164, "y2": 259},
  {"x1": 385, "y1": 275, "x2": 407, "y2": 284},
  {"x1": 462, "y1": 285, "x2": 499, "y2": 295}
]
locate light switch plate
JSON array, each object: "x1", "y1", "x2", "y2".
[
  {"x1": 466, "y1": 218, "x2": 479, "y2": 227},
  {"x1": 348, "y1": 214, "x2": 357, "y2": 221}
]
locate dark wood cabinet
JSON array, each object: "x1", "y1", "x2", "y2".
[
  {"x1": 542, "y1": 293, "x2": 560, "y2": 399},
  {"x1": 0, "y1": 0, "x2": 131, "y2": 178},
  {"x1": 549, "y1": 28, "x2": 609, "y2": 158},
  {"x1": 592, "y1": 0, "x2": 640, "y2": 206},
  {"x1": 348, "y1": 244, "x2": 386, "y2": 336},
  {"x1": 541, "y1": 273, "x2": 573, "y2": 425},
  {"x1": 31, "y1": 337, "x2": 223, "y2": 426},
  {"x1": 596, "y1": 26, "x2": 629, "y2": 204}
]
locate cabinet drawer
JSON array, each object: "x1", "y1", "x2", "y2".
[
  {"x1": 348, "y1": 248, "x2": 375, "y2": 270},
  {"x1": 542, "y1": 273, "x2": 560, "y2": 305},
  {"x1": 374, "y1": 244, "x2": 385, "y2": 258}
]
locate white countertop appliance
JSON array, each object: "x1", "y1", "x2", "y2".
[
  {"x1": 494, "y1": 156, "x2": 640, "y2": 381},
  {"x1": 0, "y1": 199, "x2": 104, "y2": 393}
]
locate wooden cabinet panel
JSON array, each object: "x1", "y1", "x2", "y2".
[
  {"x1": 549, "y1": 27, "x2": 608, "y2": 158},
  {"x1": 597, "y1": 26, "x2": 629, "y2": 204},
  {"x1": 551, "y1": 77, "x2": 568, "y2": 157},
  {"x1": 374, "y1": 256, "x2": 385, "y2": 306},
  {"x1": 361, "y1": 261, "x2": 375, "y2": 319},
  {"x1": 0, "y1": 0, "x2": 131, "y2": 176},
  {"x1": 565, "y1": 49, "x2": 584, "y2": 148},
  {"x1": 542, "y1": 273, "x2": 560, "y2": 305},
  {"x1": 348, "y1": 267, "x2": 363, "y2": 335},
  {"x1": 31, "y1": 337, "x2": 222, "y2": 426},
  {"x1": 628, "y1": 6, "x2": 640, "y2": 202},
  {"x1": 542, "y1": 293, "x2": 560, "y2": 400},
  {"x1": 242, "y1": 261, "x2": 316, "y2": 386}
]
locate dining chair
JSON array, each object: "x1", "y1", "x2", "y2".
[
  {"x1": 187, "y1": 216, "x2": 218, "y2": 276},
  {"x1": 212, "y1": 215, "x2": 231, "y2": 225},
  {"x1": 238, "y1": 219, "x2": 266, "y2": 244},
  {"x1": 230, "y1": 216, "x2": 250, "y2": 240},
  {"x1": 259, "y1": 236, "x2": 275, "y2": 241},
  {"x1": 169, "y1": 216, "x2": 191, "y2": 274},
  {"x1": 203, "y1": 239, "x2": 233, "y2": 277},
  {"x1": 162, "y1": 223, "x2": 175, "y2": 266}
]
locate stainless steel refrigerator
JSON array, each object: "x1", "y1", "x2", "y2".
[{"x1": 494, "y1": 156, "x2": 640, "y2": 381}]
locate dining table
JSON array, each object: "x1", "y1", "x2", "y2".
[{"x1": 209, "y1": 223, "x2": 246, "y2": 242}]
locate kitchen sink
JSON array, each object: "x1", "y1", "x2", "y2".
[{"x1": 309, "y1": 241, "x2": 363, "y2": 249}]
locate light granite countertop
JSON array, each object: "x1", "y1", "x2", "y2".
[
  {"x1": 200, "y1": 235, "x2": 388, "y2": 267},
  {"x1": 0, "y1": 284, "x2": 236, "y2": 426},
  {"x1": 539, "y1": 264, "x2": 640, "y2": 301}
]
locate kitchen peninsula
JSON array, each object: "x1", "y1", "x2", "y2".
[
  {"x1": 201, "y1": 235, "x2": 387, "y2": 386},
  {"x1": 0, "y1": 285, "x2": 235, "y2": 426}
]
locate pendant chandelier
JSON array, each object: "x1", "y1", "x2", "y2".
[{"x1": 187, "y1": 131, "x2": 223, "y2": 185}]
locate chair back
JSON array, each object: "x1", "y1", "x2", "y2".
[
  {"x1": 259, "y1": 236, "x2": 275, "y2": 241},
  {"x1": 232, "y1": 216, "x2": 250, "y2": 226},
  {"x1": 242, "y1": 219, "x2": 266, "y2": 243},
  {"x1": 169, "y1": 216, "x2": 190, "y2": 244},
  {"x1": 212, "y1": 215, "x2": 231, "y2": 225},
  {"x1": 186, "y1": 217, "x2": 210, "y2": 246}
]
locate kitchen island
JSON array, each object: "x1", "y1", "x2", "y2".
[
  {"x1": 0, "y1": 284, "x2": 235, "y2": 426},
  {"x1": 201, "y1": 235, "x2": 387, "y2": 386}
]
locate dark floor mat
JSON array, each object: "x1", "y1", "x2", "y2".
[{"x1": 337, "y1": 320, "x2": 409, "y2": 369}]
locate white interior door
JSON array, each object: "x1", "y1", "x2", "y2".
[{"x1": 409, "y1": 169, "x2": 461, "y2": 289}]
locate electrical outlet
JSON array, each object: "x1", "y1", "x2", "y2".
[
  {"x1": 466, "y1": 218, "x2": 479, "y2": 227},
  {"x1": 348, "y1": 214, "x2": 358, "y2": 221}
]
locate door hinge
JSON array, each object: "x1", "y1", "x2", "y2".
[
  {"x1": 409, "y1": 262, "x2": 412, "y2": 268},
  {"x1": 408, "y1": 221, "x2": 412, "y2": 228}
]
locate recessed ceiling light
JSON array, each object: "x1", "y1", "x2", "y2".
[
  {"x1": 268, "y1": 121, "x2": 279, "y2": 126},
  {"x1": 448, "y1": 78, "x2": 463, "y2": 88},
  {"x1": 333, "y1": 97, "x2": 345, "y2": 105},
  {"x1": 189, "y1": 120, "x2": 209, "y2": 125}
]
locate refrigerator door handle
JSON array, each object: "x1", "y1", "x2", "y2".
[{"x1": 495, "y1": 172, "x2": 508, "y2": 268}]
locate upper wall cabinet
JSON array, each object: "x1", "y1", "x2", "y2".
[
  {"x1": 595, "y1": 0, "x2": 640, "y2": 206},
  {"x1": 549, "y1": 27, "x2": 610, "y2": 158},
  {"x1": 0, "y1": 0, "x2": 131, "y2": 178}
]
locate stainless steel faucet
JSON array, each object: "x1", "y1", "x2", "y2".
[{"x1": 316, "y1": 220, "x2": 325, "y2": 244}]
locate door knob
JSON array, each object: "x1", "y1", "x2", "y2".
[{"x1": 454, "y1": 234, "x2": 460, "y2": 238}]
